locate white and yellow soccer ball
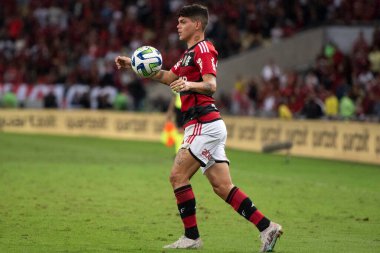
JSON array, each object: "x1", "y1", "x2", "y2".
[{"x1": 131, "y1": 46, "x2": 162, "y2": 78}]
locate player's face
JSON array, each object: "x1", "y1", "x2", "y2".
[{"x1": 177, "y1": 16, "x2": 197, "y2": 41}]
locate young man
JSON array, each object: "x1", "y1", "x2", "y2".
[{"x1": 115, "y1": 4, "x2": 283, "y2": 252}]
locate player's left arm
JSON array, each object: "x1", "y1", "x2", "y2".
[{"x1": 170, "y1": 74, "x2": 216, "y2": 95}]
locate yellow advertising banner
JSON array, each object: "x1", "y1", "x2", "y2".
[
  {"x1": 0, "y1": 110, "x2": 165, "y2": 141},
  {"x1": 1, "y1": 110, "x2": 379, "y2": 165},
  {"x1": 223, "y1": 116, "x2": 380, "y2": 165}
]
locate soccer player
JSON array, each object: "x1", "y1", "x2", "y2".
[{"x1": 115, "y1": 4, "x2": 283, "y2": 252}]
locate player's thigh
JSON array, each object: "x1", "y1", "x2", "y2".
[
  {"x1": 171, "y1": 148, "x2": 201, "y2": 179},
  {"x1": 204, "y1": 162, "x2": 234, "y2": 199}
]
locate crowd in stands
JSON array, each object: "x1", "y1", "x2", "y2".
[
  {"x1": 0, "y1": 0, "x2": 380, "y2": 121},
  {"x1": 224, "y1": 28, "x2": 380, "y2": 121}
]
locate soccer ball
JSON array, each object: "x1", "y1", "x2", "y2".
[{"x1": 131, "y1": 46, "x2": 162, "y2": 78}]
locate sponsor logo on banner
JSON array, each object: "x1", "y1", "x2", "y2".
[
  {"x1": 0, "y1": 116, "x2": 26, "y2": 129},
  {"x1": 286, "y1": 127, "x2": 308, "y2": 146},
  {"x1": 225, "y1": 123, "x2": 236, "y2": 139},
  {"x1": 376, "y1": 136, "x2": 380, "y2": 156},
  {"x1": 29, "y1": 115, "x2": 56, "y2": 128},
  {"x1": 260, "y1": 126, "x2": 282, "y2": 144},
  {"x1": 66, "y1": 117, "x2": 107, "y2": 130},
  {"x1": 238, "y1": 125, "x2": 256, "y2": 141},
  {"x1": 115, "y1": 119, "x2": 147, "y2": 132},
  {"x1": 343, "y1": 129, "x2": 369, "y2": 152},
  {"x1": 312, "y1": 128, "x2": 338, "y2": 148},
  {"x1": 0, "y1": 114, "x2": 56, "y2": 129}
]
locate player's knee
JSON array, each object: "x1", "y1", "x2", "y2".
[
  {"x1": 212, "y1": 184, "x2": 232, "y2": 199},
  {"x1": 169, "y1": 171, "x2": 186, "y2": 186},
  {"x1": 212, "y1": 185, "x2": 223, "y2": 196}
]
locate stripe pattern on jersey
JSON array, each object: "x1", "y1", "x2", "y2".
[{"x1": 198, "y1": 41, "x2": 210, "y2": 53}]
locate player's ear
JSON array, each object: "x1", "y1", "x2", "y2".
[{"x1": 195, "y1": 20, "x2": 202, "y2": 31}]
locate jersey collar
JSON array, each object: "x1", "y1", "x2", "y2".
[{"x1": 187, "y1": 39, "x2": 206, "y2": 51}]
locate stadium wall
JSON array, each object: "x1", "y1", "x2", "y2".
[{"x1": 1, "y1": 110, "x2": 379, "y2": 165}]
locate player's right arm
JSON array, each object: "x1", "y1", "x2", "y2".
[
  {"x1": 114, "y1": 56, "x2": 178, "y2": 86},
  {"x1": 151, "y1": 70, "x2": 178, "y2": 86},
  {"x1": 115, "y1": 56, "x2": 132, "y2": 70}
]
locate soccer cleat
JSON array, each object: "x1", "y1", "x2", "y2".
[
  {"x1": 163, "y1": 235, "x2": 203, "y2": 249},
  {"x1": 259, "y1": 222, "x2": 283, "y2": 252}
]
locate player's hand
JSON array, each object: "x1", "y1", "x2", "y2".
[
  {"x1": 115, "y1": 56, "x2": 132, "y2": 70},
  {"x1": 170, "y1": 78, "x2": 190, "y2": 93}
]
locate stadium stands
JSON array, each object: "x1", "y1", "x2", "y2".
[
  {"x1": 0, "y1": 0, "x2": 379, "y2": 121},
  {"x1": 223, "y1": 27, "x2": 380, "y2": 122}
]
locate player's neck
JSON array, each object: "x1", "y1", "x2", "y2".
[{"x1": 187, "y1": 32, "x2": 205, "y2": 49}]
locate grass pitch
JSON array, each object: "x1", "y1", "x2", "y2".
[{"x1": 0, "y1": 132, "x2": 379, "y2": 253}]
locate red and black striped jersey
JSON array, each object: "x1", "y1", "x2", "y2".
[{"x1": 170, "y1": 40, "x2": 221, "y2": 128}]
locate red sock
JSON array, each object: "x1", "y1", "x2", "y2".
[
  {"x1": 226, "y1": 186, "x2": 270, "y2": 232},
  {"x1": 174, "y1": 185, "x2": 200, "y2": 239}
]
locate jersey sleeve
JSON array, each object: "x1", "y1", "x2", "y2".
[
  {"x1": 194, "y1": 43, "x2": 218, "y2": 77},
  {"x1": 170, "y1": 59, "x2": 182, "y2": 76}
]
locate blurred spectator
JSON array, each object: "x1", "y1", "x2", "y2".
[
  {"x1": 339, "y1": 92, "x2": 356, "y2": 119},
  {"x1": 278, "y1": 99, "x2": 293, "y2": 120},
  {"x1": 324, "y1": 90, "x2": 339, "y2": 119},
  {"x1": 1, "y1": 91, "x2": 18, "y2": 108},
  {"x1": 97, "y1": 93, "x2": 112, "y2": 110},
  {"x1": 301, "y1": 94, "x2": 324, "y2": 119},
  {"x1": 370, "y1": 75, "x2": 380, "y2": 119},
  {"x1": 71, "y1": 91, "x2": 91, "y2": 109},
  {"x1": 368, "y1": 45, "x2": 380, "y2": 74},
  {"x1": 113, "y1": 88, "x2": 128, "y2": 111},
  {"x1": 246, "y1": 78, "x2": 259, "y2": 111},
  {"x1": 372, "y1": 26, "x2": 380, "y2": 48},
  {"x1": 43, "y1": 90, "x2": 58, "y2": 108},
  {"x1": 270, "y1": 22, "x2": 284, "y2": 44},
  {"x1": 258, "y1": 83, "x2": 278, "y2": 118},
  {"x1": 231, "y1": 75, "x2": 253, "y2": 115},
  {"x1": 216, "y1": 90, "x2": 231, "y2": 114},
  {"x1": 128, "y1": 78, "x2": 146, "y2": 111},
  {"x1": 353, "y1": 50, "x2": 370, "y2": 77},
  {"x1": 352, "y1": 30, "x2": 369, "y2": 55},
  {"x1": 262, "y1": 59, "x2": 282, "y2": 82}
]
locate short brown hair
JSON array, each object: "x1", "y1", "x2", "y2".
[{"x1": 178, "y1": 4, "x2": 209, "y2": 31}]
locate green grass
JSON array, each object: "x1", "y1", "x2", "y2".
[{"x1": 0, "y1": 132, "x2": 379, "y2": 253}]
